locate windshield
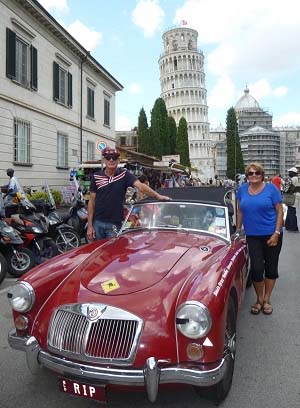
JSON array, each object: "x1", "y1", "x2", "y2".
[{"x1": 122, "y1": 202, "x2": 229, "y2": 239}]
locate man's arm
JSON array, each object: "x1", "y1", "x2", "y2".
[
  {"x1": 133, "y1": 180, "x2": 171, "y2": 201},
  {"x1": 87, "y1": 192, "x2": 96, "y2": 240}
]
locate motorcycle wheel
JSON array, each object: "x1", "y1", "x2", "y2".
[
  {"x1": 36, "y1": 239, "x2": 59, "y2": 264},
  {"x1": 55, "y1": 229, "x2": 81, "y2": 253},
  {"x1": 0, "y1": 252, "x2": 7, "y2": 284},
  {"x1": 7, "y1": 248, "x2": 35, "y2": 278}
]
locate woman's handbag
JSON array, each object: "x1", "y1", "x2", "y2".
[{"x1": 282, "y1": 192, "x2": 296, "y2": 206}]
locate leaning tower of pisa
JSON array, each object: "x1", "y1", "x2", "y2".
[{"x1": 159, "y1": 26, "x2": 214, "y2": 179}]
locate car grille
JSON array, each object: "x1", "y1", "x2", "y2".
[{"x1": 47, "y1": 304, "x2": 143, "y2": 365}]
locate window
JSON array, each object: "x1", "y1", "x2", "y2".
[
  {"x1": 104, "y1": 96, "x2": 110, "y2": 126},
  {"x1": 6, "y1": 28, "x2": 38, "y2": 90},
  {"x1": 120, "y1": 136, "x2": 126, "y2": 146},
  {"x1": 87, "y1": 87, "x2": 95, "y2": 118},
  {"x1": 87, "y1": 141, "x2": 95, "y2": 161},
  {"x1": 53, "y1": 62, "x2": 72, "y2": 107},
  {"x1": 14, "y1": 118, "x2": 31, "y2": 164},
  {"x1": 57, "y1": 133, "x2": 68, "y2": 168}
]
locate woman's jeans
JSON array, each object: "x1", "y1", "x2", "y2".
[
  {"x1": 285, "y1": 206, "x2": 299, "y2": 231},
  {"x1": 93, "y1": 220, "x2": 121, "y2": 240}
]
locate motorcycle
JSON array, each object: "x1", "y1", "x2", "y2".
[
  {"x1": 5, "y1": 190, "x2": 59, "y2": 265},
  {"x1": 0, "y1": 194, "x2": 35, "y2": 277},
  {"x1": 0, "y1": 251, "x2": 7, "y2": 285},
  {"x1": 66, "y1": 187, "x2": 88, "y2": 243},
  {"x1": 39, "y1": 184, "x2": 81, "y2": 253}
]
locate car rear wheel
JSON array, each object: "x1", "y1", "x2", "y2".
[{"x1": 195, "y1": 297, "x2": 236, "y2": 404}]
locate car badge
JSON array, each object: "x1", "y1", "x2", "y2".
[
  {"x1": 200, "y1": 246, "x2": 210, "y2": 252},
  {"x1": 101, "y1": 278, "x2": 120, "y2": 294},
  {"x1": 86, "y1": 305, "x2": 106, "y2": 321}
]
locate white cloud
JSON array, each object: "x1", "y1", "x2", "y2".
[
  {"x1": 132, "y1": 0, "x2": 164, "y2": 37},
  {"x1": 273, "y1": 87, "x2": 288, "y2": 97},
  {"x1": 174, "y1": 0, "x2": 300, "y2": 77},
  {"x1": 128, "y1": 83, "x2": 142, "y2": 94},
  {"x1": 116, "y1": 115, "x2": 132, "y2": 131},
  {"x1": 208, "y1": 75, "x2": 236, "y2": 109},
  {"x1": 65, "y1": 20, "x2": 102, "y2": 52},
  {"x1": 274, "y1": 112, "x2": 300, "y2": 127},
  {"x1": 39, "y1": 0, "x2": 68, "y2": 12}
]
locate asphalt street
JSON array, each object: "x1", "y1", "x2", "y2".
[{"x1": 0, "y1": 230, "x2": 300, "y2": 408}]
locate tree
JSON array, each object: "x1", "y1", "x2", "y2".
[
  {"x1": 150, "y1": 98, "x2": 169, "y2": 158},
  {"x1": 226, "y1": 107, "x2": 244, "y2": 179},
  {"x1": 137, "y1": 107, "x2": 150, "y2": 154},
  {"x1": 168, "y1": 116, "x2": 177, "y2": 155},
  {"x1": 176, "y1": 117, "x2": 190, "y2": 167}
]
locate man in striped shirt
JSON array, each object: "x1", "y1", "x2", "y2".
[{"x1": 87, "y1": 147, "x2": 170, "y2": 240}]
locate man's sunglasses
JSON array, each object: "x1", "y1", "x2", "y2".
[
  {"x1": 104, "y1": 154, "x2": 119, "y2": 161},
  {"x1": 247, "y1": 171, "x2": 261, "y2": 176}
]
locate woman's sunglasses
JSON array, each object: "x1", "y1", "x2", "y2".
[
  {"x1": 247, "y1": 171, "x2": 261, "y2": 176},
  {"x1": 104, "y1": 154, "x2": 119, "y2": 161}
]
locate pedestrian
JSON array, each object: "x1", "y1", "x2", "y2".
[
  {"x1": 3, "y1": 168, "x2": 18, "y2": 204},
  {"x1": 235, "y1": 162, "x2": 283, "y2": 315},
  {"x1": 271, "y1": 173, "x2": 282, "y2": 191},
  {"x1": 87, "y1": 147, "x2": 171, "y2": 240},
  {"x1": 284, "y1": 167, "x2": 299, "y2": 232}
]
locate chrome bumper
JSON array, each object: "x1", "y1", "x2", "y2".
[{"x1": 8, "y1": 329, "x2": 229, "y2": 402}]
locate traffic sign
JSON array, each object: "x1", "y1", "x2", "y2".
[{"x1": 96, "y1": 140, "x2": 107, "y2": 151}]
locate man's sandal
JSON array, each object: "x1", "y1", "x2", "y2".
[
  {"x1": 250, "y1": 303, "x2": 262, "y2": 315},
  {"x1": 263, "y1": 302, "x2": 273, "y2": 315}
]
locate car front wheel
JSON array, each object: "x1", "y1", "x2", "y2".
[{"x1": 195, "y1": 297, "x2": 237, "y2": 404}]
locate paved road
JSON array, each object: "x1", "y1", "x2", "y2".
[{"x1": 0, "y1": 231, "x2": 300, "y2": 408}]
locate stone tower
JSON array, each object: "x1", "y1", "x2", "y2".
[{"x1": 159, "y1": 26, "x2": 213, "y2": 179}]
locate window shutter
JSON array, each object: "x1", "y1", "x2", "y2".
[
  {"x1": 30, "y1": 45, "x2": 38, "y2": 90},
  {"x1": 53, "y1": 61, "x2": 59, "y2": 100},
  {"x1": 6, "y1": 28, "x2": 16, "y2": 79},
  {"x1": 68, "y1": 72, "x2": 73, "y2": 107}
]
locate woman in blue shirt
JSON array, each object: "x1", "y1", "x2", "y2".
[{"x1": 236, "y1": 163, "x2": 283, "y2": 315}]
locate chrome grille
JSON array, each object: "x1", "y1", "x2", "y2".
[{"x1": 48, "y1": 304, "x2": 143, "y2": 365}]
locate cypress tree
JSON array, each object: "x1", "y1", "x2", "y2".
[
  {"x1": 176, "y1": 117, "x2": 190, "y2": 167},
  {"x1": 150, "y1": 98, "x2": 169, "y2": 158},
  {"x1": 226, "y1": 107, "x2": 244, "y2": 179},
  {"x1": 168, "y1": 116, "x2": 177, "y2": 155},
  {"x1": 137, "y1": 107, "x2": 150, "y2": 154}
]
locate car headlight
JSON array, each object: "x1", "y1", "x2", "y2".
[
  {"x1": 176, "y1": 301, "x2": 211, "y2": 339},
  {"x1": 7, "y1": 282, "x2": 35, "y2": 312}
]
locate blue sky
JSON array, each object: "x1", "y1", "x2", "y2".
[{"x1": 40, "y1": 0, "x2": 300, "y2": 130}]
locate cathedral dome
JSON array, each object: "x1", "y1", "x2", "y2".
[{"x1": 235, "y1": 87, "x2": 260, "y2": 111}]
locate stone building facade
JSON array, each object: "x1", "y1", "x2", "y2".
[{"x1": 0, "y1": 0, "x2": 122, "y2": 189}]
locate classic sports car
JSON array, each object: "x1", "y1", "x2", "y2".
[{"x1": 7, "y1": 187, "x2": 249, "y2": 404}]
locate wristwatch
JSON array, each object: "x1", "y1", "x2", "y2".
[{"x1": 274, "y1": 230, "x2": 280, "y2": 235}]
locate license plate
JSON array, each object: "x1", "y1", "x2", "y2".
[{"x1": 58, "y1": 377, "x2": 106, "y2": 402}]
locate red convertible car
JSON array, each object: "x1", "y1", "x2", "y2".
[{"x1": 8, "y1": 187, "x2": 249, "y2": 404}]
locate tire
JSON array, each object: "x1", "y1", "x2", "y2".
[
  {"x1": 196, "y1": 297, "x2": 237, "y2": 404},
  {"x1": 0, "y1": 252, "x2": 7, "y2": 284},
  {"x1": 55, "y1": 228, "x2": 81, "y2": 253},
  {"x1": 33, "y1": 239, "x2": 58, "y2": 264},
  {"x1": 7, "y1": 247, "x2": 35, "y2": 278}
]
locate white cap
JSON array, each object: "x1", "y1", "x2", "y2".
[{"x1": 288, "y1": 167, "x2": 298, "y2": 173}]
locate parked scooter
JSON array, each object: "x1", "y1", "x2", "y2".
[
  {"x1": 5, "y1": 190, "x2": 59, "y2": 265},
  {"x1": 39, "y1": 184, "x2": 81, "y2": 253},
  {"x1": 0, "y1": 194, "x2": 35, "y2": 277},
  {"x1": 66, "y1": 181, "x2": 88, "y2": 243}
]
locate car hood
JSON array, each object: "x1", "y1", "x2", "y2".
[{"x1": 80, "y1": 230, "x2": 217, "y2": 295}]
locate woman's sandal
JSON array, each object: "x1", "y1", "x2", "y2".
[
  {"x1": 250, "y1": 302, "x2": 262, "y2": 315},
  {"x1": 263, "y1": 302, "x2": 273, "y2": 315}
]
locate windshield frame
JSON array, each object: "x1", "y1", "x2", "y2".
[{"x1": 120, "y1": 201, "x2": 231, "y2": 242}]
